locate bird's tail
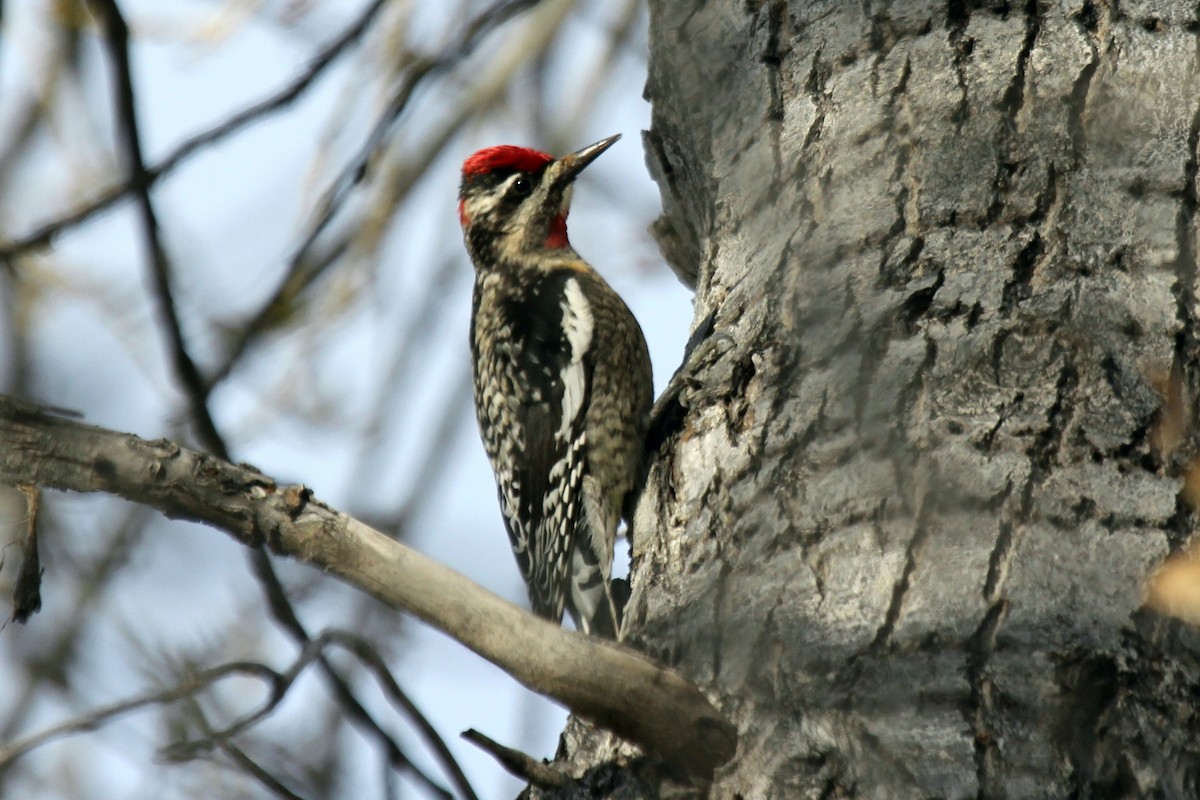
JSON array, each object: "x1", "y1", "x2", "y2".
[{"x1": 565, "y1": 544, "x2": 621, "y2": 639}]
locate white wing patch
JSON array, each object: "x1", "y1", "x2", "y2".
[{"x1": 557, "y1": 277, "x2": 593, "y2": 441}]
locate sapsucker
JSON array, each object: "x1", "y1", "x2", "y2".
[{"x1": 458, "y1": 134, "x2": 652, "y2": 639}]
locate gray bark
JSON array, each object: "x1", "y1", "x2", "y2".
[{"x1": 548, "y1": 2, "x2": 1200, "y2": 798}]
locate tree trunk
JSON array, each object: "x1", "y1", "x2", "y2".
[{"x1": 548, "y1": 2, "x2": 1200, "y2": 797}]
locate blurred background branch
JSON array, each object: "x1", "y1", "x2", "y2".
[{"x1": 0, "y1": 0, "x2": 682, "y2": 796}]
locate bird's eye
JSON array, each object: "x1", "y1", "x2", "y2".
[{"x1": 512, "y1": 175, "x2": 532, "y2": 195}]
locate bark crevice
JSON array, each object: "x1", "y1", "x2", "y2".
[{"x1": 1172, "y1": 27, "x2": 1200, "y2": 399}]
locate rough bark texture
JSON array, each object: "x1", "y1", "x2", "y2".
[{"x1": 548, "y1": 1, "x2": 1200, "y2": 798}]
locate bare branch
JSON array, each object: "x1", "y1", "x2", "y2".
[
  {"x1": 165, "y1": 630, "x2": 474, "y2": 800},
  {"x1": 0, "y1": 503, "x2": 153, "y2": 758},
  {"x1": 462, "y1": 728, "x2": 570, "y2": 790},
  {"x1": 0, "y1": 660, "x2": 280, "y2": 768},
  {"x1": 214, "y1": 738, "x2": 309, "y2": 800},
  {"x1": 87, "y1": 0, "x2": 225, "y2": 452},
  {"x1": 321, "y1": 631, "x2": 478, "y2": 800},
  {"x1": 205, "y1": 0, "x2": 548, "y2": 392},
  {"x1": 241, "y1": 550, "x2": 460, "y2": 798},
  {"x1": 1, "y1": 626, "x2": 466, "y2": 799},
  {"x1": 0, "y1": 396, "x2": 738, "y2": 780},
  {"x1": 0, "y1": 0, "x2": 392, "y2": 263}
]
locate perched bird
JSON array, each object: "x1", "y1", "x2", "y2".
[{"x1": 458, "y1": 134, "x2": 652, "y2": 638}]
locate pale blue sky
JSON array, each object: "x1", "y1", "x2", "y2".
[{"x1": 0, "y1": 1, "x2": 693, "y2": 797}]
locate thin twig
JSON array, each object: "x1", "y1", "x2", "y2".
[
  {"x1": 173, "y1": 629, "x2": 479, "y2": 800},
  {"x1": 180, "y1": 693, "x2": 311, "y2": 800},
  {"x1": 204, "y1": 0, "x2": 546, "y2": 391},
  {"x1": 162, "y1": 628, "x2": 476, "y2": 800},
  {"x1": 462, "y1": 728, "x2": 570, "y2": 790},
  {"x1": 161, "y1": 637, "x2": 330, "y2": 761},
  {"x1": 0, "y1": 0, "x2": 392, "y2": 263},
  {"x1": 87, "y1": 0, "x2": 226, "y2": 453},
  {"x1": 0, "y1": 628, "x2": 472, "y2": 800},
  {"x1": 0, "y1": 503, "x2": 152, "y2": 771},
  {"x1": 244, "y1": 552, "x2": 459, "y2": 799},
  {"x1": 324, "y1": 631, "x2": 479, "y2": 800},
  {"x1": 0, "y1": 661, "x2": 280, "y2": 768},
  {"x1": 216, "y1": 739, "x2": 309, "y2": 800},
  {"x1": 160, "y1": 629, "x2": 471, "y2": 799}
]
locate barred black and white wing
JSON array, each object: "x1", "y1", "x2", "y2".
[{"x1": 472, "y1": 270, "x2": 597, "y2": 625}]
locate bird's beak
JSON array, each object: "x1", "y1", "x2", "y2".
[{"x1": 547, "y1": 134, "x2": 621, "y2": 188}]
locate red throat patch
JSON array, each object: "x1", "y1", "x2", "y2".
[
  {"x1": 458, "y1": 198, "x2": 469, "y2": 228},
  {"x1": 545, "y1": 214, "x2": 569, "y2": 249}
]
